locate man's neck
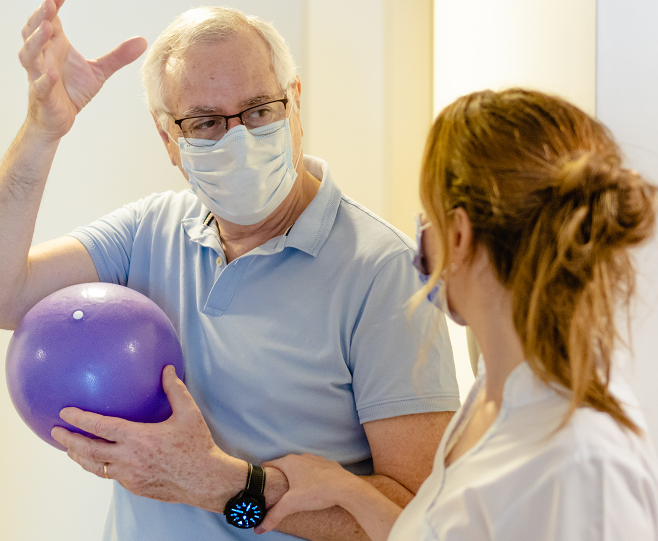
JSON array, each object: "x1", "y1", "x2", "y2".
[{"x1": 215, "y1": 168, "x2": 321, "y2": 263}]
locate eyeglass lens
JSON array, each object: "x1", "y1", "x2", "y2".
[{"x1": 180, "y1": 101, "x2": 287, "y2": 146}]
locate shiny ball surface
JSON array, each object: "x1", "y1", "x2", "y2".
[{"x1": 5, "y1": 283, "x2": 185, "y2": 450}]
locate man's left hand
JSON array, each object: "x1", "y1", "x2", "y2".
[{"x1": 51, "y1": 365, "x2": 245, "y2": 512}]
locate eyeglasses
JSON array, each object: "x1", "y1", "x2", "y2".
[{"x1": 167, "y1": 95, "x2": 289, "y2": 147}]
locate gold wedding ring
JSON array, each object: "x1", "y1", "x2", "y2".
[{"x1": 103, "y1": 463, "x2": 109, "y2": 479}]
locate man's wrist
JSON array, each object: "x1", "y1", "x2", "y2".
[
  {"x1": 21, "y1": 117, "x2": 64, "y2": 148},
  {"x1": 199, "y1": 451, "x2": 289, "y2": 514},
  {"x1": 198, "y1": 449, "x2": 249, "y2": 513},
  {"x1": 263, "y1": 465, "x2": 289, "y2": 509}
]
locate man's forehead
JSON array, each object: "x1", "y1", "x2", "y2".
[{"x1": 163, "y1": 33, "x2": 280, "y2": 116}]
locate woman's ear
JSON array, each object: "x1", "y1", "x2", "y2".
[{"x1": 448, "y1": 207, "x2": 474, "y2": 268}]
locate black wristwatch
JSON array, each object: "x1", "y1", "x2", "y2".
[{"x1": 224, "y1": 463, "x2": 267, "y2": 528}]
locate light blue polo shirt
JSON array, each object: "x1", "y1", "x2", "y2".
[{"x1": 70, "y1": 156, "x2": 459, "y2": 541}]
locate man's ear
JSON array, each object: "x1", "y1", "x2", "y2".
[
  {"x1": 291, "y1": 76, "x2": 303, "y2": 137},
  {"x1": 449, "y1": 207, "x2": 474, "y2": 268},
  {"x1": 291, "y1": 75, "x2": 302, "y2": 111},
  {"x1": 152, "y1": 113, "x2": 177, "y2": 166}
]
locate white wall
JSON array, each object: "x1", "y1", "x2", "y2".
[
  {"x1": 433, "y1": 0, "x2": 597, "y2": 400},
  {"x1": 596, "y1": 0, "x2": 658, "y2": 445}
]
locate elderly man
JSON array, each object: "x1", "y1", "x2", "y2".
[{"x1": 0, "y1": 1, "x2": 459, "y2": 540}]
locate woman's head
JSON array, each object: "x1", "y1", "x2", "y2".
[{"x1": 421, "y1": 88, "x2": 656, "y2": 431}]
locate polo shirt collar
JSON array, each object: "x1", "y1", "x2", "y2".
[
  {"x1": 181, "y1": 155, "x2": 342, "y2": 257},
  {"x1": 181, "y1": 200, "x2": 222, "y2": 253},
  {"x1": 285, "y1": 155, "x2": 342, "y2": 257}
]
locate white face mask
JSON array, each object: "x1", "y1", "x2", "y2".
[
  {"x1": 412, "y1": 214, "x2": 467, "y2": 326},
  {"x1": 177, "y1": 118, "x2": 301, "y2": 226}
]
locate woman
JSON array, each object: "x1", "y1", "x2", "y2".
[{"x1": 255, "y1": 89, "x2": 658, "y2": 540}]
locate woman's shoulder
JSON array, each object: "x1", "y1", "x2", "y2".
[
  {"x1": 452, "y1": 407, "x2": 658, "y2": 539},
  {"x1": 563, "y1": 404, "x2": 658, "y2": 480},
  {"x1": 505, "y1": 412, "x2": 658, "y2": 539}
]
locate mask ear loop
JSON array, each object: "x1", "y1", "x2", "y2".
[
  {"x1": 167, "y1": 132, "x2": 182, "y2": 146},
  {"x1": 293, "y1": 144, "x2": 303, "y2": 170}
]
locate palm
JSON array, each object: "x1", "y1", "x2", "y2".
[{"x1": 38, "y1": 31, "x2": 104, "y2": 131}]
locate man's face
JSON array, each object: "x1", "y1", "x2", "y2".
[{"x1": 157, "y1": 29, "x2": 302, "y2": 179}]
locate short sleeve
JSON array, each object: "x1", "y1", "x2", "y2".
[
  {"x1": 349, "y1": 248, "x2": 461, "y2": 424},
  {"x1": 67, "y1": 198, "x2": 150, "y2": 285}
]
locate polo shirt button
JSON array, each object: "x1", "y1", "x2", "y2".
[{"x1": 216, "y1": 257, "x2": 223, "y2": 266}]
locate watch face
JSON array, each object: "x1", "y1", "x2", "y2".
[{"x1": 226, "y1": 498, "x2": 264, "y2": 528}]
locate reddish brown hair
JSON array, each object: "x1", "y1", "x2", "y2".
[{"x1": 420, "y1": 88, "x2": 656, "y2": 432}]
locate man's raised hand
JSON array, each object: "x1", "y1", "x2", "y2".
[{"x1": 19, "y1": 0, "x2": 147, "y2": 141}]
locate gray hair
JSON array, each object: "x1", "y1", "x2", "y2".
[{"x1": 142, "y1": 6, "x2": 298, "y2": 130}]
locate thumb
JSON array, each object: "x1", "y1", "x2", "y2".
[
  {"x1": 161, "y1": 364, "x2": 196, "y2": 417},
  {"x1": 255, "y1": 493, "x2": 296, "y2": 534},
  {"x1": 95, "y1": 36, "x2": 148, "y2": 81}
]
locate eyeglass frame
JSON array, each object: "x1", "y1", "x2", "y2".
[{"x1": 165, "y1": 95, "x2": 290, "y2": 143}]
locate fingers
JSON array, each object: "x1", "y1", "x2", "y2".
[
  {"x1": 51, "y1": 426, "x2": 116, "y2": 473},
  {"x1": 262, "y1": 457, "x2": 289, "y2": 473},
  {"x1": 19, "y1": 19, "x2": 53, "y2": 79},
  {"x1": 58, "y1": 407, "x2": 125, "y2": 441},
  {"x1": 262, "y1": 455, "x2": 306, "y2": 484},
  {"x1": 94, "y1": 36, "x2": 148, "y2": 81},
  {"x1": 262, "y1": 453, "x2": 325, "y2": 477},
  {"x1": 22, "y1": 0, "x2": 65, "y2": 42},
  {"x1": 51, "y1": 409, "x2": 121, "y2": 478},
  {"x1": 22, "y1": 0, "x2": 58, "y2": 41},
  {"x1": 161, "y1": 365, "x2": 198, "y2": 419},
  {"x1": 255, "y1": 493, "x2": 303, "y2": 534},
  {"x1": 69, "y1": 444, "x2": 113, "y2": 479},
  {"x1": 255, "y1": 494, "x2": 290, "y2": 533}
]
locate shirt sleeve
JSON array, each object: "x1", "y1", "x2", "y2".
[
  {"x1": 489, "y1": 452, "x2": 658, "y2": 541},
  {"x1": 66, "y1": 198, "x2": 151, "y2": 286},
  {"x1": 349, "y1": 248, "x2": 461, "y2": 424}
]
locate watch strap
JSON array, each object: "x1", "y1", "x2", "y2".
[{"x1": 244, "y1": 463, "x2": 266, "y2": 499}]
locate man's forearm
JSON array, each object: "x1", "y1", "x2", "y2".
[
  {"x1": 273, "y1": 474, "x2": 411, "y2": 541},
  {"x1": 0, "y1": 120, "x2": 61, "y2": 326}
]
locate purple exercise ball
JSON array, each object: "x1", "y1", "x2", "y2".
[{"x1": 5, "y1": 283, "x2": 185, "y2": 451}]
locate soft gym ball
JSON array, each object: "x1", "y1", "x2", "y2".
[{"x1": 5, "y1": 283, "x2": 185, "y2": 451}]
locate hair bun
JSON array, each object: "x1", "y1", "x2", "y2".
[
  {"x1": 551, "y1": 152, "x2": 656, "y2": 257},
  {"x1": 554, "y1": 152, "x2": 620, "y2": 199}
]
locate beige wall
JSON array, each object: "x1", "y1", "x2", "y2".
[
  {"x1": 434, "y1": 0, "x2": 596, "y2": 116},
  {"x1": 304, "y1": 0, "x2": 433, "y2": 237},
  {"x1": 382, "y1": 0, "x2": 434, "y2": 234},
  {"x1": 433, "y1": 0, "x2": 597, "y2": 401}
]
